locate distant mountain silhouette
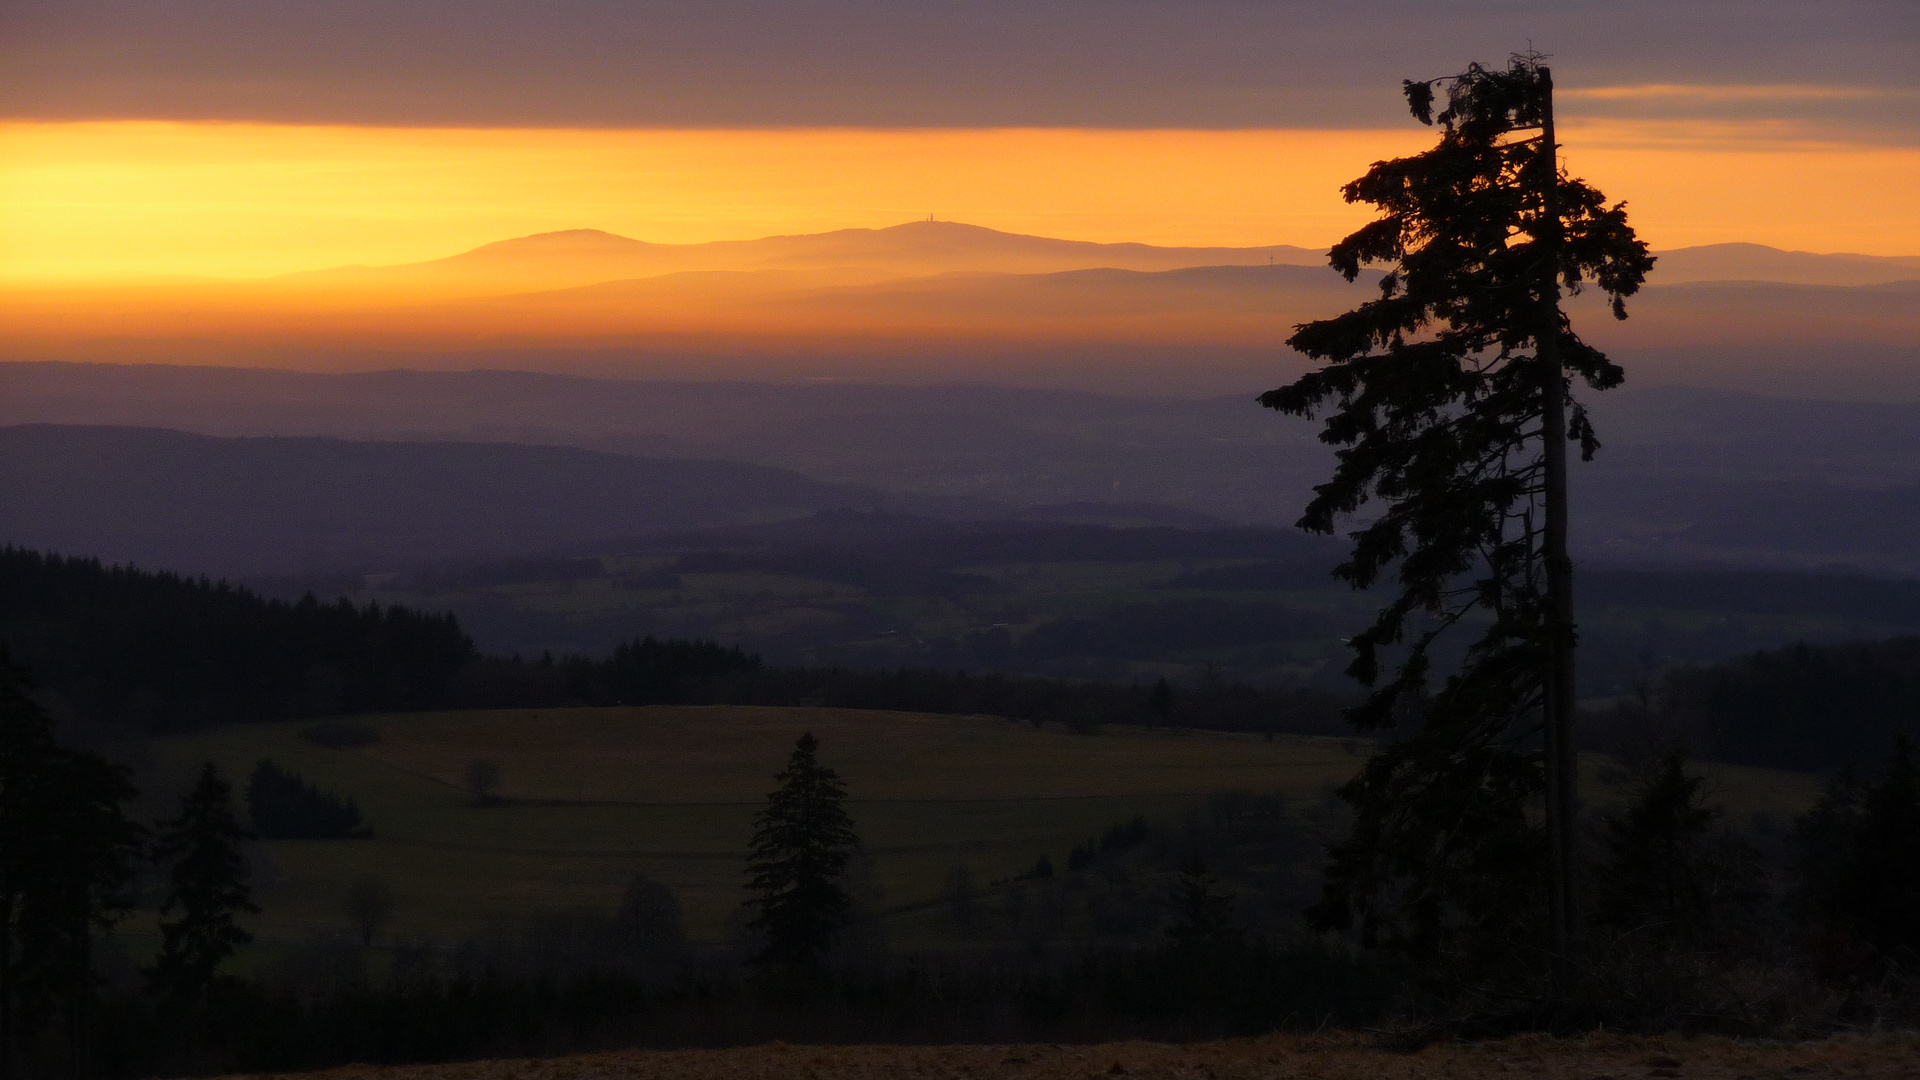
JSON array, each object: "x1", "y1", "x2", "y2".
[
  {"x1": 1648, "y1": 243, "x2": 1920, "y2": 286},
  {"x1": 280, "y1": 223, "x2": 1920, "y2": 295},
  {"x1": 3, "y1": 223, "x2": 1915, "y2": 396},
  {"x1": 280, "y1": 220, "x2": 1330, "y2": 296}
]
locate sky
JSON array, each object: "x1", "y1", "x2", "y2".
[{"x1": 2, "y1": 1, "x2": 1917, "y2": 280}]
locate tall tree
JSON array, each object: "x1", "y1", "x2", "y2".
[
  {"x1": 0, "y1": 647, "x2": 142, "y2": 1078},
  {"x1": 743, "y1": 732, "x2": 860, "y2": 970},
  {"x1": 1268, "y1": 55, "x2": 1652, "y2": 964},
  {"x1": 17, "y1": 751, "x2": 141, "y2": 1075},
  {"x1": 0, "y1": 648, "x2": 56, "y2": 1080},
  {"x1": 150, "y1": 763, "x2": 259, "y2": 1005}
]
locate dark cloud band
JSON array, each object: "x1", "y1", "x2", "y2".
[{"x1": 3, "y1": 0, "x2": 1914, "y2": 135}]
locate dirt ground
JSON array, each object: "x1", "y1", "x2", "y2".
[{"x1": 227, "y1": 1031, "x2": 1920, "y2": 1080}]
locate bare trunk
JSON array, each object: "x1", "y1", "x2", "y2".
[{"x1": 1536, "y1": 67, "x2": 1581, "y2": 958}]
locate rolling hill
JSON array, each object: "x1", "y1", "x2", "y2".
[
  {"x1": 1641, "y1": 242, "x2": 1920, "y2": 286},
  {"x1": 0, "y1": 425, "x2": 893, "y2": 575},
  {"x1": 274, "y1": 220, "x2": 1330, "y2": 296},
  {"x1": 278, "y1": 224, "x2": 1920, "y2": 296},
  {"x1": 9, "y1": 366, "x2": 1920, "y2": 574}
]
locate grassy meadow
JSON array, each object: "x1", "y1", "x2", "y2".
[{"x1": 152, "y1": 705, "x2": 1823, "y2": 949}]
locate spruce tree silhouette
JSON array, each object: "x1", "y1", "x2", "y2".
[
  {"x1": 16, "y1": 735, "x2": 140, "y2": 1074},
  {"x1": 1267, "y1": 54, "x2": 1653, "y2": 966},
  {"x1": 744, "y1": 732, "x2": 860, "y2": 971},
  {"x1": 150, "y1": 763, "x2": 260, "y2": 1004},
  {"x1": 0, "y1": 649, "x2": 55, "y2": 1080},
  {"x1": 1591, "y1": 746, "x2": 1762, "y2": 947},
  {"x1": 1792, "y1": 735, "x2": 1920, "y2": 961},
  {"x1": 1164, "y1": 859, "x2": 1240, "y2": 952},
  {"x1": 0, "y1": 647, "x2": 141, "y2": 1078}
]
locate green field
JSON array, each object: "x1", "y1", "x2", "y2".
[{"x1": 153, "y1": 706, "x2": 1824, "y2": 948}]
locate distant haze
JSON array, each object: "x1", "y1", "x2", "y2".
[
  {"x1": 10, "y1": 368, "x2": 1920, "y2": 578},
  {"x1": 3, "y1": 222, "x2": 1915, "y2": 398},
  {"x1": 0, "y1": 425, "x2": 889, "y2": 575}
]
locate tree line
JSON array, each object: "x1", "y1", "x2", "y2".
[
  {"x1": 0, "y1": 547, "x2": 1350, "y2": 739},
  {"x1": 0, "y1": 549, "x2": 471, "y2": 733},
  {"x1": 1594, "y1": 637, "x2": 1920, "y2": 771},
  {"x1": 6, "y1": 539, "x2": 1914, "y2": 769}
]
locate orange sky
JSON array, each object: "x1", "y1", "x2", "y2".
[{"x1": 3, "y1": 120, "x2": 1917, "y2": 283}]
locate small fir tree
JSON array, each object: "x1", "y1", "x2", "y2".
[
  {"x1": 743, "y1": 732, "x2": 860, "y2": 970},
  {"x1": 1792, "y1": 735, "x2": 1920, "y2": 959},
  {"x1": 1591, "y1": 746, "x2": 1763, "y2": 947},
  {"x1": 150, "y1": 763, "x2": 259, "y2": 1003}
]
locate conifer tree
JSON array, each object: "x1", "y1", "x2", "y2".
[
  {"x1": 744, "y1": 732, "x2": 860, "y2": 970},
  {"x1": 0, "y1": 647, "x2": 143, "y2": 1078},
  {"x1": 1269, "y1": 55, "x2": 1653, "y2": 963},
  {"x1": 1591, "y1": 746, "x2": 1763, "y2": 947},
  {"x1": 1792, "y1": 735, "x2": 1920, "y2": 959},
  {"x1": 150, "y1": 763, "x2": 259, "y2": 1004},
  {"x1": 0, "y1": 649, "x2": 55, "y2": 1080},
  {"x1": 18, "y1": 750, "x2": 141, "y2": 1072}
]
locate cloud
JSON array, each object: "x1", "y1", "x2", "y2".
[
  {"x1": 2, "y1": 1, "x2": 1914, "y2": 139},
  {"x1": 1562, "y1": 84, "x2": 1895, "y2": 103}
]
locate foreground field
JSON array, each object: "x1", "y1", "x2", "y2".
[
  {"x1": 154, "y1": 705, "x2": 1823, "y2": 946},
  {"x1": 158, "y1": 705, "x2": 1366, "y2": 942},
  {"x1": 210, "y1": 1031, "x2": 1920, "y2": 1080}
]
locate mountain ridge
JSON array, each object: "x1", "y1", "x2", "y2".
[
  {"x1": 278, "y1": 221, "x2": 1920, "y2": 294},
  {"x1": 278, "y1": 220, "x2": 1334, "y2": 295}
]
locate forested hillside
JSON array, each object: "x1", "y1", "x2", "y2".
[
  {"x1": 9, "y1": 541, "x2": 1917, "y2": 765},
  {"x1": 0, "y1": 546, "x2": 1344, "y2": 736},
  {"x1": 1622, "y1": 637, "x2": 1920, "y2": 770},
  {"x1": 0, "y1": 548, "x2": 472, "y2": 731}
]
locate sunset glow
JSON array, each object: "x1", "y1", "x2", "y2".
[{"x1": 6, "y1": 120, "x2": 1916, "y2": 283}]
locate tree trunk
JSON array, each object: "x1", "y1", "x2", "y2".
[{"x1": 1536, "y1": 66, "x2": 1581, "y2": 958}]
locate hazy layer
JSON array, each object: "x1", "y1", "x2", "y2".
[
  {"x1": 3, "y1": 221, "x2": 1915, "y2": 397},
  {"x1": 6, "y1": 121, "x2": 1919, "y2": 283}
]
